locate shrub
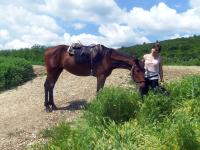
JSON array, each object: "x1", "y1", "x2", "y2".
[
  {"x1": 0, "y1": 57, "x2": 35, "y2": 91},
  {"x1": 0, "y1": 45, "x2": 45, "y2": 65}
]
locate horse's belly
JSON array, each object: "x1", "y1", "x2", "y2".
[{"x1": 64, "y1": 64, "x2": 91, "y2": 76}]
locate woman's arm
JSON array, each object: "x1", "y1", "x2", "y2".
[
  {"x1": 159, "y1": 57, "x2": 164, "y2": 82},
  {"x1": 141, "y1": 55, "x2": 146, "y2": 64}
]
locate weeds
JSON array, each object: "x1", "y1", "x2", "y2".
[{"x1": 30, "y1": 76, "x2": 200, "y2": 150}]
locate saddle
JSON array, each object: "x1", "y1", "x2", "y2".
[{"x1": 67, "y1": 43, "x2": 102, "y2": 64}]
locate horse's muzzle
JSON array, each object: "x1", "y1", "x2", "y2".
[{"x1": 139, "y1": 85, "x2": 148, "y2": 95}]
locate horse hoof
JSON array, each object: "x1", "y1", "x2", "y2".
[
  {"x1": 45, "y1": 106, "x2": 52, "y2": 113},
  {"x1": 52, "y1": 105, "x2": 58, "y2": 110}
]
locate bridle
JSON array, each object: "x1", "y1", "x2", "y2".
[{"x1": 131, "y1": 63, "x2": 146, "y2": 84}]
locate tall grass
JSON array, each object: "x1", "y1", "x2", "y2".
[
  {"x1": 85, "y1": 87, "x2": 140, "y2": 126},
  {"x1": 30, "y1": 76, "x2": 200, "y2": 150}
]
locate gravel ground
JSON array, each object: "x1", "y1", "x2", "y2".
[{"x1": 0, "y1": 65, "x2": 200, "y2": 150}]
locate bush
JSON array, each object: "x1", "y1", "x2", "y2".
[
  {"x1": 0, "y1": 57, "x2": 35, "y2": 91},
  {"x1": 85, "y1": 87, "x2": 140, "y2": 125},
  {"x1": 0, "y1": 45, "x2": 45, "y2": 65}
]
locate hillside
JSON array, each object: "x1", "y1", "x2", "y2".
[
  {"x1": 120, "y1": 35, "x2": 200, "y2": 65},
  {"x1": 0, "y1": 35, "x2": 200, "y2": 65}
]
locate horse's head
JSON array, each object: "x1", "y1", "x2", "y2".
[{"x1": 131, "y1": 58, "x2": 147, "y2": 94}]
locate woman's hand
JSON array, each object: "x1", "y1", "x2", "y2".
[{"x1": 160, "y1": 80, "x2": 164, "y2": 86}]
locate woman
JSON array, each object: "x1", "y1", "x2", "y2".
[{"x1": 142, "y1": 42, "x2": 165, "y2": 94}]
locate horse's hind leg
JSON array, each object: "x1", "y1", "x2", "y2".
[{"x1": 44, "y1": 68, "x2": 63, "y2": 112}]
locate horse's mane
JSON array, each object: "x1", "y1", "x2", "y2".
[{"x1": 100, "y1": 45, "x2": 113, "y2": 56}]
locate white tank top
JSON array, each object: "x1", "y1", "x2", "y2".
[{"x1": 143, "y1": 54, "x2": 161, "y2": 80}]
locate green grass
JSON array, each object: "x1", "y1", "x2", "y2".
[
  {"x1": 29, "y1": 76, "x2": 200, "y2": 150},
  {"x1": 85, "y1": 87, "x2": 140, "y2": 126}
]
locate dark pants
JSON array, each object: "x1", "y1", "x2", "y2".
[
  {"x1": 140, "y1": 78, "x2": 168, "y2": 95},
  {"x1": 146, "y1": 78, "x2": 159, "y2": 89}
]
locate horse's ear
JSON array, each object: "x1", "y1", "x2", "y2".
[
  {"x1": 135, "y1": 58, "x2": 145, "y2": 70},
  {"x1": 134, "y1": 58, "x2": 140, "y2": 65}
]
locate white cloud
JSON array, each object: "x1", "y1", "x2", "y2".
[
  {"x1": 0, "y1": 0, "x2": 44, "y2": 13},
  {"x1": 0, "y1": 29, "x2": 9, "y2": 40},
  {"x1": 189, "y1": 0, "x2": 200, "y2": 8},
  {"x1": 0, "y1": 5, "x2": 62, "y2": 33},
  {"x1": 99, "y1": 24, "x2": 149, "y2": 47},
  {"x1": 21, "y1": 27, "x2": 64, "y2": 45},
  {"x1": 126, "y1": 2, "x2": 200, "y2": 37},
  {"x1": 0, "y1": 44, "x2": 3, "y2": 50},
  {"x1": 69, "y1": 33, "x2": 104, "y2": 45},
  {"x1": 166, "y1": 34, "x2": 191, "y2": 40},
  {"x1": 63, "y1": 32, "x2": 105, "y2": 46},
  {"x1": 62, "y1": 24, "x2": 149, "y2": 48},
  {"x1": 5, "y1": 39, "x2": 32, "y2": 49},
  {"x1": 4, "y1": 29, "x2": 64, "y2": 49},
  {"x1": 0, "y1": 4, "x2": 64, "y2": 49},
  {"x1": 72, "y1": 23, "x2": 86, "y2": 30},
  {"x1": 39, "y1": 0, "x2": 126, "y2": 24},
  {"x1": 0, "y1": 1, "x2": 200, "y2": 49},
  {"x1": 164, "y1": 33, "x2": 182, "y2": 40},
  {"x1": 127, "y1": 3, "x2": 180, "y2": 33}
]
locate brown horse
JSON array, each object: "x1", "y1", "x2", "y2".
[{"x1": 44, "y1": 44, "x2": 146, "y2": 112}]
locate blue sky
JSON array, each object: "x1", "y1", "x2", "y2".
[
  {"x1": 115, "y1": 0, "x2": 190, "y2": 12},
  {"x1": 0, "y1": 0, "x2": 200, "y2": 49}
]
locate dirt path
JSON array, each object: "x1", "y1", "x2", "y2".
[{"x1": 0, "y1": 66, "x2": 200, "y2": 150}]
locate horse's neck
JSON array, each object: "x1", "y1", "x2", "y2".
[{"x1": 110, "y1": 50, "x2": 134, "y2": 70}]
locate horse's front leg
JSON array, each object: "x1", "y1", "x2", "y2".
[
  {"x1": 44, "y1": 79, "x2": 57, "y2": 112},
  {"x1": 44, "y1": 79, "x2": 51, "y2": 112},
  {"x1": 96, "y1": 75, "x2": 106, "y2": 92},
  {"x1": 44, "y1": 80, "x2": 58, "y2": 112},
  {"x1": 44, "y1": 78, "x2": 57, "y2": 112},
  {"x1": 44, "y1": 68, "x2": 63, "y2": 112},
  {"x1": 48, "y1": 83, "x2": 57, "y2": 111}
]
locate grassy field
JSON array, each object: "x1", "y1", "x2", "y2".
[
  {"x1": 29, "y1": 73, "x2": 200, "y2": 150},
  {"x1": 163, "y1": 66, "x2": 200, "y2": 81}
]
